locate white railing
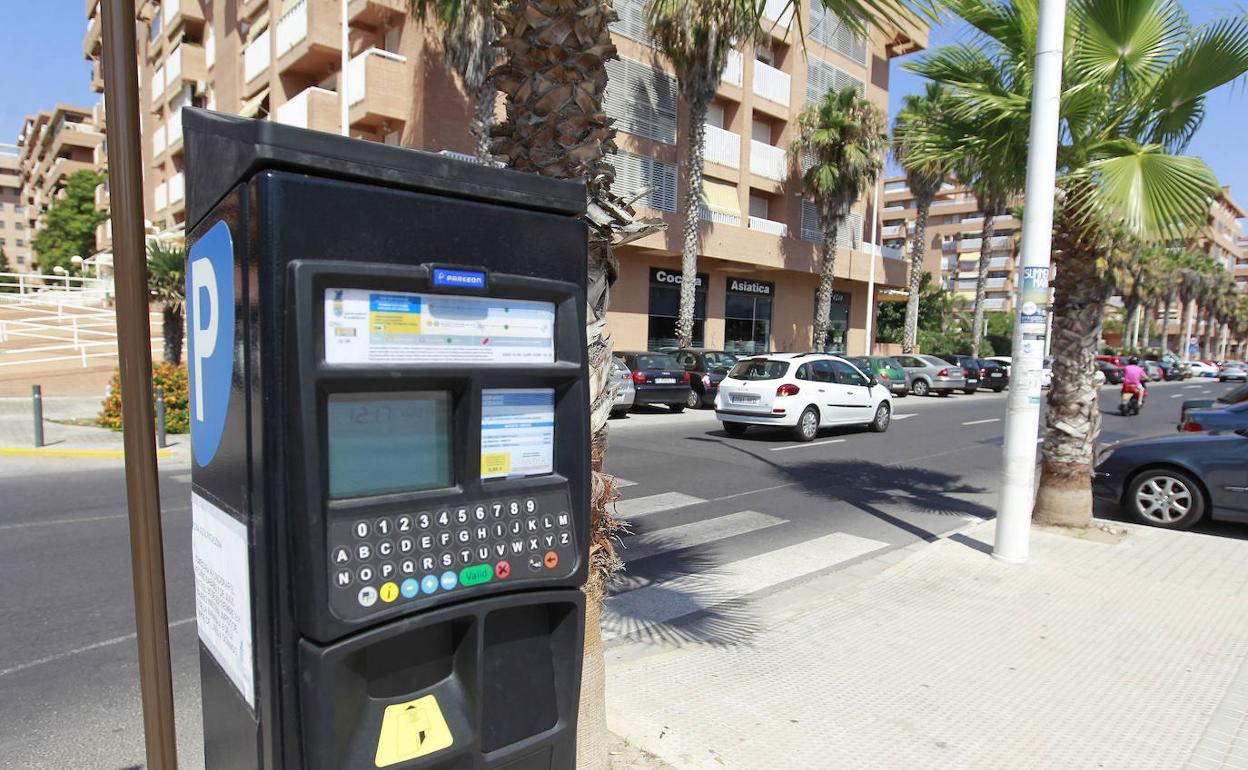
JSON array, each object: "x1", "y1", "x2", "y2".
[
  {"x1": 721, "y1": 49, "x2": 743, "y2": 86},
  {"x1": 703, "y1": 124, "x2": 741, "y2": 168},
  {"x1": 958, "y1": 237, "x2": 982, "y2": 252},
  {"x1": 988, "y1": 235, "x2": 1012, "y2": 250},
  {"x1": 881, "y1": 224, "x2": 903, "y2": 238},
  {"x1": 863, "y1": 242, "x2": 904, "y2": 260},
  {"x1": 748, "y1": 215, "x2": 788, "y2": 236},
  {"x1": 151, "y1": 64, "x2": 166, "y2": 105},
  {"x1": 163, "y1": 0, "x2": 180, "y2": 26},
  {"x1": 169, "y1": 172, "x2": 185, "y2": 204},
  {"x1": 752, "y1": 60, "x2": 790, "y2": 106},
  {"x1": 699, "y1": 206, "x2": 741, "y2": 227},
  {"x1": 983, "y1": 298, "x2": 1007, "y2": 311},
  {"x1": 749, "y1": 140, "x2": 787, "y2": 181},
  {"x1": 276, "y1": 89, "x2": 312, "y2": 128},
  {"x1": 986, "y1": 277, "x2": 1008, "y2": 289},
  {"x1": 988, "y1": 256, "x2": 1010, "y2": 270},
  {"x1": 167, "y1": 107, "x2": 183, "y2": 146},
  {"x1": 348, "y1": 48, "x2": 408, "y2": 107},
  {"x1": 961, "y1": 216, "x2": 984, "y2": 230},
  {"x1": 761, "y1": 0, "x2": 794, "y2": 25},
  {"x1": 0, "y1": 293, "x2": 167, "y2": 370},
  {"x1": 166, "y1": 43, "x2": 183, "y2": 86},
  {"x1": 153, "y1": 124, "x2": 166, "y2": 157},
  {"x1": 244, "y1": 29, "x2": 271, "y2": 83},
  {"x1": 882, "y1": 204, "x2": 905, "y2": 213},
  {"x1": 205, "y1": 29, "x2": 215, "y2": 69},
  {"x1": 956, "y1": 279, "x2": 976, "y2": 291},
  {"x1": 276, "y1": 0, "x2": 309, "y2": 57},
  {"x1": 155, "y1": 181, "x2": 168, "y2": 212}
]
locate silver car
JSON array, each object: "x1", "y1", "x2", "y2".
[
  {"x1": 895, "y1": 354, "x2": 968, "y2": 397},
  {"x1": 610, "y1": 357, "x2": 636, "y2": 416}
]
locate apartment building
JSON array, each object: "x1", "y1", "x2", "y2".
[
  {"x1": 1236, "y1": 234, "x2": 1248, "y2": 294},
  {"x1": 84, "y1": 0, "x2": 925, "y2": 354},
  {"x1": 880, "y1": 176, "x2": 1020, "y2": 312},
  {"x1": 1203, "y1": 188, "x2": 1246, "y2": 284},
  {"x1": 0, "y1": 144, "x2": 33, "y2": 271},
  {"x1": 13, "y1": 105, "x2": 104, "y2": 272}
]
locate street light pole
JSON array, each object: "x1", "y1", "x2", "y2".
[
  {"x1": 994, "y1": 0, "x2": 1067, "y2": 564},
  {"x1": 863, "y1": 173, "x2": 881, "y2": 356},
  {"x1": 340, "y1": 0, "x2": 350, "y2": 137}
]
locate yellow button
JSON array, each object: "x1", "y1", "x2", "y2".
[{"x1": 379, "y1": 581, "x2": 399, "y2": 603}]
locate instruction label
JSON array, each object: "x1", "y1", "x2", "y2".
[
  {"x1": 324, "y1": 288, "x2": 554, "y2": 364},
  {"x1": 481, "y1": 389, "x2": 554, "y2": 480},
  {"x1": 375, "y1": 694, "x2": 454, "y2": 766},
  {"x1": 191, "y1": 493, "x2": 254, "y2": 708}
]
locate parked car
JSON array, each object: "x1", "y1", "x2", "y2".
[
  {"x1": 1094, "y1": 430, "x2": 1248, "y2": 529},
  {"x1": 847, "y1": 355, "x2": 910, "y2": 397},
  {"x1": 1183, "y1": 360, "x2": 1219, "y2": 378},
  {"x1": 610, "y1": 357, "x2": 635, "y2": 417},
  {"x1": 616, "y1": 352, "x2": 692, "y2": 413},
  {"x1": 935, "y1": 355, "x2": 982, "y2": 394},
  {"x1": 1142, "y1": 360, "x2": 1165, "y2": 382},
  {"x1": 976, "y1": 358, "x2": 1009, "y2": 392},
  {"x1": 1180, "y1": 399, "x2": 1248, "y2": 433},
  {"x1": 895, "y1": 354, "x2": 968, "y2": 397},
  {"x1": 715, "y1": 354, "x2": 893, "y2": 441},
  {"x1": 1096, "y1": 359, "x2": 1124, "y2": 385},
  {"x1": 1180, "y1": 382, "x2": 1248, "y2": 426},
  {"x1": 1219, "y1": 362, "x2": 1247, "y2": 382},
  {"x1": 663, "y1": 348, "x2": 739, "y2": 409},
  {"x1": 986, "y1": 355, "x2": 1052, "y2": 388}
]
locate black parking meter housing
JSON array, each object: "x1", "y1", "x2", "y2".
[{"x1": 182, "y1": 108, "x2": 590, "y2": 770}]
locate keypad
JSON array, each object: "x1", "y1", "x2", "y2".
[{"x1": 328, "y1": 489, "x2": 576, "y2": 619}]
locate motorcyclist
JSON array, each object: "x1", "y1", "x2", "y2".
[{"x1": 1121, "y1": 356, "x2": 1147, "y2": 412}]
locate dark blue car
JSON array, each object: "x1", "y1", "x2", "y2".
[
  {"x1": 1180, "y1": 400, "x2": 1248, "y2": 433},
  {"x1": 1094, "y1": 431, "x2": 1248, "y2": 530}
]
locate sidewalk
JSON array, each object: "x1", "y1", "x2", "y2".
[
  {"x1": 0, "y1": 392, "x2": 189, "y2": 465},
  {"x1": 606, "y1": 519, "x2": 1248, "y2": 769}
]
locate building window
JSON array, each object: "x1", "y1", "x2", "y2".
[
  {"x1": 604, "y1": 57, "x2": 678, "y2": 144},
  {"x1": 724, "y1": 278, "x2": 774, "y2": 354},
  {"x1": 647, "y1": 268, "x2": 707, "y2": 349},
  {"x1": 15, "y1": 239, "x2": 23, "y2": 247},
  {"x1": 801, "y1": 202, "x2": 861, "y2": 246},
  {"x1": 609, "y1": 151, "x2": 678, "y2": 212},
  {"x1": 809, "y1": 1, "x2": 868, "y2": 63},
  {"x1": 806, "y1": 57, "x2": 864, "y2": 104},
  {"x1": 16, "y1": 256, "x2": 24, "y2": 265},
  {"x1": 609, "y1": 0, "x2": 655, "y2": 47},
  {"x1": 13, "y1": 222, "x2": 22, "y2": 231}
]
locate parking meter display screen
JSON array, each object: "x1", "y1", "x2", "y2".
[{"x1": 327, "y1": 392, "x2": 452, "y2": 498}]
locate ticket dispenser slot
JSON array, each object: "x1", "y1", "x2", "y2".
[{"x1": 182, "y1": 109, "x2": 589, "y2": 770}]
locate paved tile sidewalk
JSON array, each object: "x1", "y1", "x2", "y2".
[
  {"x1": 0, "y1": 394, "x2": 189, "y2": 464},
  {"x1": 606, "y1": 520, "x2": 1248, "y2": 769}
]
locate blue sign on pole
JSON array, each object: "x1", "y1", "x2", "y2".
[{"x1": 186, "y1": 221, "x2": 235, "y2": 467}]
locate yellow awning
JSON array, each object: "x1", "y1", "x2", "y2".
[
  {"x1": 240, "y1": 88, "x2": 270, "y2": 118},
  {"x1": 958, "y1": 251, "x2": 981, "y2": 262},
  {"x1": 246, "y1": 11, "x2": 270, "y2": 42},
  {"x1": 703, "y1": 179, "x2": 741, "y2": 218}
]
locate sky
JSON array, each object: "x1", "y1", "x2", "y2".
[{"x1": 1, "y1": 0, "x2": 1244, "y2": 211}]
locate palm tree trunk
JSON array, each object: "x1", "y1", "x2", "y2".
[
  {"x1": 813, "y1": 218, "x2": 839, "y2": 351},
  {"x1": 1034, "y1": 206, "x2": 1106, "y2": 529},
  {"x1": 1203, "y1": 310, "x2": 1216, "y2": 359},
  {"x1": 1140, "y1": 300, "x2": 1153, "y2": 349},
  {"x1": 471, "y1": 78, "x2": 496, "y2": 163},
  {"x1": 1181, "y1": 297, "x2": 1197, "y2": 359},
  {"x1": 162, "y1": 306, "x2": 183, "y2": 366},
  {"x1": 902, "y1": 196, "x2": 931, "y2": 354},
  {"x1": 1162, "y1": 292, "x2": 1174, "y2": 353},
  {"x1": 675, "y1": 108, "x2": 708, "y2": 348},
  {"x1": 970, "y1": 214, "x2": 994, "y2": 356}
]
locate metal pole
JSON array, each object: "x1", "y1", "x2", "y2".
[
  {"x1": 994, "y1": 0, "x2": 1066, "y2": 565},
  {"x1": 155, "y1": 387, "x2": 167, "y2": 449},
  {"x1": 340, "y1": 0, "x2": 350, "y2": 137},
  {"x1": 32, "y1": 384, "x2": 44, "y2": 448},
  {"x1": 100, "y1": 1, "x2": 179, "y2": 767},
  {"x1": 863, "y1": 173, "x2": 881, "y2": 356}
]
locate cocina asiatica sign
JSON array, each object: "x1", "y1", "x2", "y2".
[{"x1": 186, "y1": 220, "x2": 235, "y2": 467}]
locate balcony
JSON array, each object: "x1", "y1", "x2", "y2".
[
  {"x1": 752, "y1": 60, "x2": 791, "y2": 107},
  {"x1": 163, "y1": 0, "x2": 206, "y2": 37},
  {"x1": 955, "y1": 279, "x2": 977, "y2": 291},
  {"x1": 276, "y1": 87, "x2": 341, "y2": 133},
  {"x1": 348, "y1": 0, "x2": 407, "y2": 28},
  {"x1": 347, "y1": 48, "x2": 410, "y2": 129},
  {"x1": 987, "y1": 256, "x2": 1011, "y2": 270},
  {"x1": 983, "y1": 298, "x2": 1007, "y2": 311},
  {"x1": 986, "y1": 277, "x2": 1008, "y2": 290},
  {"x1": 244, "y1": 28, "x2": 272, "y2": 87},
  {"x1": 760, "y1": 0, "x2": 794, "y2": 29},
  {"x1": 95, "y1": 182, "x2": 109, "y2": 210},
  {"x1": 881, "y1": 224, "x2": 904, "y2": 238},
  {"x1": 166, "y1": 108, "x2": 185, "y2": 154},
  {"x1": 721, "y1": 49, "x2": 743, "y2": 87},
  {"x1": 153, "y1": 124, "x2": 167, "y2": 158},
  {"x1": 84, "y1": 13, "x2": 102, "y2": 60},
  {"x1": 42, "y1": 159, "x2": 95, "y2": 194},
  {"x1": 700, "y1": 206, "x2": 741, "y2": 227},
  {"x1": 749, "y1": 140, "x2": 787, "y2": 182},
  {"x1": 748, "y1": 215, "x2": 788, "y2": 237},
  {"x1": 155, "y1": 181, "x2": 168, "y2": 213},
  {"x1": 958, "y1": 237, "x2": 982, "y2": 252},
  {"x1": 91, "y1": 59, "x2": 105, "y2": 93},
  {"x1": 93, "y1": 100, "x2": 106, "y2": 129},
  {"x1": 277, "y1": 0, "x2": 342, "y2": 77},
  {"x1": 164, "y1": 42, "x2": 207, "y2": 99},
  {"x1": 703, "y1": 124, "x2": 741, "y2": 169},
  {"x1": 987, "y1": 235, "x2": 1012, "y2": 250},
  {"x1": 151, "y1": 64, "x2": 166, "y2": 107},
  {"x1": 169, "y1": 172, "x2": 185, "y2": 206}
]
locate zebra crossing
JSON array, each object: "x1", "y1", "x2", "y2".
[{"x1": 602, "y1": 484, "x2": 889, "y2": 643}]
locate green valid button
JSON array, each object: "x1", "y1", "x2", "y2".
[{"x1": 460, "y1": 564, "x2": 493, "y2": 587}]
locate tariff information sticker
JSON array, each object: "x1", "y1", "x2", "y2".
[
  {"x1": 191, "y1": 493, "x2": 255, "y2": 708},
  {"x1": 481, "y1": 389, "x2": 555, "y2": 479},
  {"x1": 324, "y1": 288, "x2": 554, "y2": 364}
]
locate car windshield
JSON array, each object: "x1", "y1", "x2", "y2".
[
  {"x1": 703, "y1": 352, "x2": 739, "y2": 372},
  {"x1": 883, "y1": 358, "x2": 904, "y2": 371},
  {"x1": 848, "y1": 357, "x2": 872, "y2": 371},
  {"x1": 1218, "y1": 383, "x2": 1248, "y2": 405},
  {"x1": 634, "y1": 354, "x2": 681, "y2": 370},
  {"x1": 728, "y1": 359, "x2": 790, "y2": 380}
]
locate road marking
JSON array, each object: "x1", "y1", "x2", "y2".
[
  {"x1": 613, "y1": 492, "x2": 705, "y2": 521},
  {"x1": 892, "y1": 413, "x2": 917, "y2": 420},
  {"x1": 0, "y1": 505, "x2": 190, "y2": 531},
  {"x1": 620, "y1": 510, "x2": 786, "y2": 563},
  {"x1": 613, "y1": 477, "x2": 637, "y2": 488},
  {"x1": 171, "y1": 473, "x2": 192, "y2": 483},
  {"x1": 962, "y1": 418, "x2": 1000, "y2": 426},
  {"x1": 1171, "y1": 394, "x2": 1183, "y2": 399},
  {"x1": 0, "y1": 447, "x2": 172, "y2": 459},
  {"x1": 1184, "y1": 385, "x2": 1203, "y2": 389},
  {"x1": 604, "y1": 532, "x2": 887, "y2": 637},
  {"x1": 769, "y1": 438, "x2": 847, "y2": 452},
  {"x1": 0, "y1": 617, "x2": 196, "y2": 678}
]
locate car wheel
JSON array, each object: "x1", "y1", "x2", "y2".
[
  {"x1": 869, "y1": 402, "x2": 890, "y2": 433},
  {"x1": 1125, "y1": 469, "x2": 1206, "y2": 530},
  {"x1": 793, "y1": 407, "x2": 820, "y2": 442},
  {"x1": 669, "y1": 403, "x2": 685, "y2": 414},
  {"x1": 722, "y1": 422, "x2": 748, "y2": 437},
  {"x1": 610, "y1": 408, "x2": 626, "y2": 418},
  {"x1": 685, "y1": 389, "x2": 702, "y2": 409},
  {"x1": 911, "y1": 379, "x2": 930, "y2": 397}
]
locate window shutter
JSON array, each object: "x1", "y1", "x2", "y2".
[
  {"x1": 604, "y1": 57, "x2": 678, "y2": 145},
  {"x1": 806, "y1": 57, "x2": 865, "y2": 105},
  {"x1": 609, "y1": 0, "x2": 654, "y2": 47},
  {"x1": 609, "y1": 152, "x2": 678, "y2": 213},
  {"x1": 808, "y1": 1, "x2": 868, "y2": 64},
  {"x1": 801, "y1": 202, "x2": 862, "y2": 247}
]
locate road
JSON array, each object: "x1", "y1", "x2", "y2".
[{"x1": 0, "y1": 378, "x2": 1237, "y2": 768}]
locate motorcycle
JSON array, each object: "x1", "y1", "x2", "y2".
[{"x1": 1119, "y1": 383, "x2": 1146, "y2": 416}]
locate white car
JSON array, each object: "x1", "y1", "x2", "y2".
[
  {"x1": 715, "y1": 353, "x2": 893, "y2": 441},
  {"x1": 1183, "y1": 360, "x2": 1218, "y2": 378},
  {"x1": 610, "y1": 357, "x2": 636, "y2": 417}
]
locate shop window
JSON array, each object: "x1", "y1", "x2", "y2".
[
  {"x1": 725, "y1": 277, "x2": 773, "y2": 354},
  {"x1": 647, "y1": 268, "x2": 707, "y2": 349},
  {"x1": 814, "y1": 290, "x2": 851, "y2": 353}
]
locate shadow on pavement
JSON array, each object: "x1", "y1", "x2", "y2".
[{"x1": 1094, "y1": 499, "x2": 1248, "y2": 542}]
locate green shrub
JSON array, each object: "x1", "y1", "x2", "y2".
[{"x1": 99, "y1": 363, "x2": 190, "y2": 433}]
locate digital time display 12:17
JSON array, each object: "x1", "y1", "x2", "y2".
[{"x1": 326, "y1": 392, "x2": 452, "y2": 498}]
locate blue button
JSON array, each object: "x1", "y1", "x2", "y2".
[
  {"x1": 400, "y1": 578, "x2": 419, "y2": 599},
  {"x1": 421, "y1": 575, "x2": 439, "y2": 595},
  {"x1": 440, "y1": 571, "x2": 458, "y2": 591}
]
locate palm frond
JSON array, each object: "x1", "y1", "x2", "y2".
[{"x1": 1074, "y1": 141, "x2": 1218, "y2": 239}]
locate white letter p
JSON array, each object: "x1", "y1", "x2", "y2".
[{"x1": 191, "y1": 257, "x2": 218, "y2": 423}]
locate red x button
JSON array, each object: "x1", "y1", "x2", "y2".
[{"x1": 494, "y1": 560, "x2": 511, "y2": 579}]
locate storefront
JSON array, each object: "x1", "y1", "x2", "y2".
[
  {"x1": 646, "y1": 268, "x2": 707, "y2": 349},
  {"x1": 817, "y1": 290, "x2": 852, "y2": 354},
  {"x1": 724, "y1": 277, "x2": 774, "y2": 354}
]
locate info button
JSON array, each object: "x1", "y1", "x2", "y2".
[{"x1": 459, "y1": 564, "x2": 493, "y2": 587}]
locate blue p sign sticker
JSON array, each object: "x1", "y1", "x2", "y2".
[{"x1": 186, "y1": 221, "x2": 235, "y2": 467}]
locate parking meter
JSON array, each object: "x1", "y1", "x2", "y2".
[{"x1": 182, "y1": 109, "x2": 589, "y2": 770}]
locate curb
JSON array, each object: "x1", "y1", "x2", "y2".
[{"x1": 0, "y1": 447, "x2": 173, "y2": 459}]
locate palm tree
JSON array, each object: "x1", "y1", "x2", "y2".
[
  {"x1": 967, "y1": 180, "x2": 1013, "y2": 356},
  {"x1": 1177, "y1": 253, "x2": 1217, "y2": 359},
  {"x1": 790, "y1": 86, "x2": 886, "y2": 349},
  {"x1": 908, "y1": 0, "x2": 1248, "y2": 527},
  {"x1": 411, "y1": 0, "x2": 500, "y2": 162},
  {"x1": 1109, "y1": 245, "x2": 1164, "y2": 350},
  {"x1": 892, "y1": 82, "x2": 954, "y2": 353},
  {"x1": 147, "y1": 240, "x2": 186, "y2": 366}
]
